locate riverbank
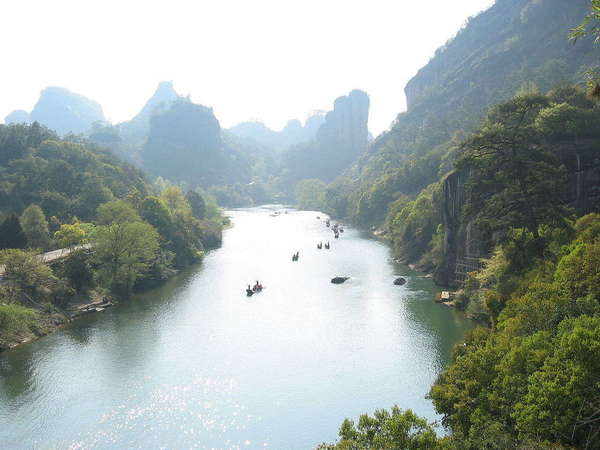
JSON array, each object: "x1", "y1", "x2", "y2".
[
  {"x1": 0, "y1": 292, "x2": 117, "y2": 352},
  {"x1": 0, "y1": 207, "x2": 474, "y2": 449}
]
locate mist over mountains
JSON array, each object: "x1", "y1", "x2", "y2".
[
  {"x1": 5, "y1": 87, "x2": 106, "y2": 135},
  {"x1": 3, "y1": 81, "x2": 370, "y2": 203},
  {"x1": 228, "y1": 113, "x2": 326, "y2": 151},
  {"x1": 3, "y1": 1, "x2": 600, "y2": 447}
]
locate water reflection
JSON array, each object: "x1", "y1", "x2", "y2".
[{"x1": 0, "y1": 207, "x2": 472, "y2": 449}]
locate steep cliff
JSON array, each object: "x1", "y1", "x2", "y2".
[
  {"x1": 141, "y1": 99, "x2": 249, "y2": 187},
  {"x1": 342, "y1": 0, "x2": 596, "y2": 196},
  {"x1": 118, "y1": 81, "x2": 181, "y2": 144},
  {"x1": 284, "y1": 89, "x2": 370, "y2": 183},
  {"x1": 436, "y1": 138, "x2": 600, "y2": 286},
  {"x1": 324, "y1": 0, "x2": 599, "y2": 275}
]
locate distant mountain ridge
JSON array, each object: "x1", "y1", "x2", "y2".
[
  {"x1": 5, "y1": 86, "x2": 106, "y2": 135},
  {"x1": 228, "y1": 112, "x2": 325, "y2": 151},
  {"x1": 3, "y1": 81, "x2": 372, "y2": 203}
]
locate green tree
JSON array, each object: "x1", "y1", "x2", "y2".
[
  {"x1": 514, "y1": 316, "x2": 600, "y2": 447},
  {"x1": 74, "y1": 177, "x2": 115, "y2": 220},
  {"x1": 570, "y1": 0, "x2": 600, "y2": 43},
  {"x1": 570, "y1": 1, "x2": 600, "y2": 98},
  {"x1": 54, "y1": 222, "x2": 93, "y2": 250},
  {"x1": 140, "y1": 196, "x2": 173, "y2": 235},
  {"x1": 185, "y1": 190, "x2": 206, "y2": 219},
  {"x1": 61, "y1": 250, "x2": 94, "y2": 293},
  {"x1": 319, "y1": 406, "x2": 439, "y2": 449},
  {"x1": 161, "y1": 186, "x2": 191, "y2": 216},
  {"x1": 457, "y1": 94, "x2": 570, "y2": 239},
  {"x1": 0, "y1": 249, "x2": 56, "y2": 303},
  {"x1": 93, "y1": 221, "x2": 159, "y2": 294},
  {"x1": 296, "y1": 178, "x2": 326, "y2": 211},
  {"x1": 96, "y1": 200, "x2": 141, "y2": 225},
  {"x1": 20, "y1": 204, "x2": 50, "y2": 250},
  {"x1": 0, "y1": 215, "x2": 27, "y2": 249}
]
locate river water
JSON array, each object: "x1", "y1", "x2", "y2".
[{"x1": 0, "y1": 206, "x2": 472, "y2": 449}]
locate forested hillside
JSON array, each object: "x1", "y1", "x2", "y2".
[
  {"x1": 320, "y1": 1, "x2": 600, "y2": 448},
  {"x1": 324, "y1": 0, "x2": 596, "y2": 226},
  {"x1": 0, "y1": 122, "x2": 224, "y2": 350}
]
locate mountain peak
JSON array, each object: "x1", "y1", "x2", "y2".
[
  {"x1": 5, "y1": 86, "x2": 106, "y2": 135},
  {"x1": 138, "y1": 81, "x2": 180, "y2": 118}
]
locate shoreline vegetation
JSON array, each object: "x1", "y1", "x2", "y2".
[
  {"x1": 317, "y1": 4, "x2": 600, "y2": 447},
  {"x1": 0, "y1": 123, "x2": 227, "y2": 352},
  {"x1": 2, "y1": 0, "x2": 600, "y2": 448}
]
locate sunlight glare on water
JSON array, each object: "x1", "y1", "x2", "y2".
[{"x1": 0, "y1": 206, "x2": 472, "y2": 449}]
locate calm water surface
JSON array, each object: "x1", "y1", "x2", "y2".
[{"x1": 0, "y1": 206, "x2": 472, "y2": 449}]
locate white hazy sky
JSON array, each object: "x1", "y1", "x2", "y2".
[{"x1": 0, "y1": 0, "x2": 495, "y2": 135}]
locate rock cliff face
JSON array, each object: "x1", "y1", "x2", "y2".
[
  {"x1": 436, "y1": 141, "x2": 600, "y2": 286},
  {"x1": 405, "y1": 0, "x2": 594, "y2": 116},
  {"x1": 142, "y1": 99, "x2": 223, "y2": 185},
  {"x1": 284, "y1": 90, "x2": 370, "y2": 183},
  {"x1": 141, "y1": 99, "x2": 250, "y2": 187},
  {"x1": 354, "y1": 0, "x2": 595, "y2": 187},
  {"x1": 118, "y1": 81, "x2": 181, "y2": 143},
  {"x1": 316, "y1": 90, "x2": 370, "y2": 172},
  {"x1": 435, "y1": 171, "x2": 488, "y2": 286},
  {"x1": 5, "y1": 87, "x2": 106, "y2": 135}
]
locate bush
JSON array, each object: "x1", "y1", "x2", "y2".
[{"x1": 0, "y1": 303, "x2": 39, "y2": 340}]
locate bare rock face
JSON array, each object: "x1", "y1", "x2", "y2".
[
  {"x1": 142, "y1": 99, "x2": 225, "y2": 186},
  {"x1": 284, "y1": 90, "x2": 370, "y2": 183},
  {"x1": 118, "y1": 81, "x2": 181, "y2": 142},
  {"x1": 316, "y1": 89, "x2": 370, "y2": 174},
  {"x1": 435, "y1": 171, "x2": 489, "y2": 287},
  {"x1": 435, "y1": 142, "x2": 600, "y2": 287}
]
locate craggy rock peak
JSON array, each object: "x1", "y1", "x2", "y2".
[
  {"x1": 283, "y1": 89, "x2": 370, "y2": 183},
  {"x1": 5, "y1": 87, "x2": 106, "y2": 135},
  {"x1": 317, "y1": 89, "x2": 370, "y2": 167},
  {"x1": 118, "y1": 81, "x2": 181, "y2": 141},
  {"x1": 228, "y1": 112, "x2": 325, "y2": 151},
  {"x1": 142, "y1": 99, "x2": 244, "y2": 187},
  {"x1": 136, "y1": 81, "x2": 180, "y2": 120}
]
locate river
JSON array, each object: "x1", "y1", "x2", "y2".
[{"x1": 0, "y1": 206, "x2": 472, "y2": 449}]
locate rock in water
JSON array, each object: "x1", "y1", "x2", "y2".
[
  {"x1": 394, "y1": 277, "x2": 407, "y2": 286},
  {"x1": 331, "y1": 277, "x2": 350, "y2": 284}
]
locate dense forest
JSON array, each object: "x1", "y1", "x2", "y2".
[
  {"x1": 0, "y1": 123, "x2": 225, "y2": 350},
  {"x1": 318, "y1": 1, "x2": 600, "y2": 448},
  {"x1": 3, "y1": 0, "x2": 600, "y2": 447},
  {"x1": 4, "y1": 83, "x2": 372, "y2": 207}
]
